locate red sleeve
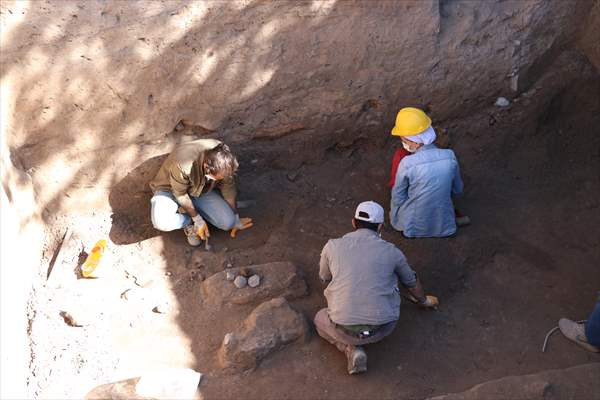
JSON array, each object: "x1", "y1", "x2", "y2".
[{"x1": 389, "y1": 148, "x2": 410, "y2": 188}]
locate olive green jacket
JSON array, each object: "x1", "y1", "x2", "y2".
[{"x1": 149, "y1": 139, "x2": 236, "y2": 204}]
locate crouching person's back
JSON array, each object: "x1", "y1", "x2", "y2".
[{"x1": 314, "y1": 201, "x2": 438, "y2": 374}]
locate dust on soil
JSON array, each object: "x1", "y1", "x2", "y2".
[{"x1": 27, "y1": 83, "x2": 600, "y2": 399}]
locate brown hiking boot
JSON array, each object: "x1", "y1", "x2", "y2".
[
  {"x1": 558, "y1": 318, "x2": 599, "y2": 353},
  {"x1": 346, "y1": 346, "x2": 367, "y2": 375}
]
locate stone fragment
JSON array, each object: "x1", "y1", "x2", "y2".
[
  {"x1": 201, "y1": 262, "x2": 308, "y2": 307},
  {"x1": 510, "y1": 74, "x2": 519, "y2": 92},
  {"x1": 85, "y1": 368, "x2": 202, "y2": 400},
  {"x1": 248, "y1": 274, "x2": 261, "y2": 287},
  {"x1": 136, "y1": 368, "x2": 202, "y2": 400},
  {"x1": 226, "y1": 271, "x2": 236, "y2": 281},
  {"x1": 495, "y1": 97, "x2": 510, "y2": 107},
  {"x1": 121, "y1": 287, "x2": 148, "y2": 303},
  {"x1": 286, "y1": 170, "x2": 300, "y2": 182},
  {"x1": 85, "y1": 378, "x2": 142, "y2": 399},
  {"x1": 60, "y1": 310, "x2": 87, "y2": 327},
  {"x1": 233, "y1": 276, "x2": 247, "y2": 288},
  {"x1": 152, "y1": 301, "x2": 171, "y2": 314},
  {"x1": 218, "y1": 298, "x2": 308, "y2": 372}
]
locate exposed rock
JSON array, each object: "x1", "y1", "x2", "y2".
[
  {"x1": 287, "y1": 170, "x2": 301, "y2": 182},
  {"x1": 59, "y1": 310, "x2": 88, "y2": 327},
  {"x1": 85, "y1": 377, "x2": 143, "y2": 400},
  {"x1": 85, "y1": 368, "x2": 202, "y2": 400},
  {"x1": 225, "y1": 271, "x2": 236, "y2": 281},
  {"x1": 510, "y1": 74, "x2": 519, "y2": 92},
  {"x1": 201, "y1": 262, "x2": 308, "y2": 307},
  {"x1": 233, "y1": 276, "x2": 247, "y2": 289},
  {"x1": 136, "y1": 368, "x2": 202, "y2": 400},
  {"x1": 494, "y1": 97, "x2": 510, "y2": 107},
  {"x1": 428, "y1": 363, "x2": 600, "y2": 400},
  {"x1": 152, "y1": 301, "x2": 171, "y2": 314},
  {"x1": 248, "y1": 274, "x2": 261, "y2": 288},
  {"x1": 218, "y1": 298, "x2": 308, "y2": 372}
]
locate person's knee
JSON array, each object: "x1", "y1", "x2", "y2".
[
  {"x1": 151, "y1": 213, "x2": 176, "y2": 232},
  {"x1": 150, "y1": 196, "x2": 181, "y2": 231},
  {"x1": 313, "y1": 308, "x2": 329, "y2": 331},
  {"x1": 223, "y1": 213, "x2": 237, "y2": 230},
  {"x1": 210, "y1": 210, "x2": 236, "y2": 231}
]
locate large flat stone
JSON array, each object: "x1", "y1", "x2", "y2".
[
  {"x1": 201, "y1": 262, "x2": 307, "y2": 307},
  {"x1": 428, "y1": 363, "x2": 600, "y2": 400},
  {"x1": 218, "y1": 297, "x2": 309, "y2": 372}
]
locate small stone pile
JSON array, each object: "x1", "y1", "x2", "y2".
[
  {"x1": 201, "y1": 261, "x2": 308, "y2": 307},
  {"x1": 227, "y1": 267, "x2": 261, "y2": 289}
]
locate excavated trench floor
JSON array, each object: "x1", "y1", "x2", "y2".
[{"x1": 28, "y1": 86, "x2": 600, "y2": 399}]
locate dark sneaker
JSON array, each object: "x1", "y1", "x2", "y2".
[
  {"x1": 347, "y1": 346, "x2": 367, "y2": 375},
  {"x1": 183, "y1": 224, "x2": 201, "y2": 247},
  {"x1": 558, "y1": 318, "x2": 599, "y2": 353}
]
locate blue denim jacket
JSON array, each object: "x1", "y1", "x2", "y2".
[{"x1": 390, "y1": 144, "x2": 463, "y2": 237}]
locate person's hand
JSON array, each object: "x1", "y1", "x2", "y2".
[
  {"x1": 230, "y1": 214, "x2": 253, "y2": 238},
  {"x1": 192, "y1": 215, "x2": 210, "y2": 240},
  {"x1": 419, "y1": 295, "x2": 439, "y2": 309}
]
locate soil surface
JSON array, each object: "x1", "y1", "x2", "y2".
[{"x1": 27, "y1": 76, "x2": 600, "y2": 399}]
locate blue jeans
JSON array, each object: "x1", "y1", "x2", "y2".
[
  {"x1": 150, "y1": 190, "x2": 236, "y2": 232},
  {"x1": 586, "y1": 295, "x2": 600, "y2": 347}
]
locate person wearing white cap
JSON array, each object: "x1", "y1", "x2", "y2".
[
  {"x1": 313, "y1": 201, "x2": 439, "y2": 375},
  {"x1": 389, "y1": 107, "x2": 468, "y2": 237}
]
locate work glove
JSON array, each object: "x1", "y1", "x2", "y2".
[
  {"x1": 419, "y1": 295, "x2": 439, "y2": 309},
  {"x1": 192, "y1": 215, "x2": 210, "y2": 240},
  {"x1": 230, "y1": 214, "x2": 253, "y2": 238}
]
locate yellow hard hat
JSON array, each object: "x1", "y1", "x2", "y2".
[{"x1": 391, "y1": 107, "x2": 432, "y2": 137}]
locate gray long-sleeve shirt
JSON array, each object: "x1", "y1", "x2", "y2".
[{"x1": 319, "y1": 229, "x2": 417, "y2": 326}]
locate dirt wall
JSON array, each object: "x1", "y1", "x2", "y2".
[{"x1": 0, "y1": 0, "x2": 595, "y2": 216}]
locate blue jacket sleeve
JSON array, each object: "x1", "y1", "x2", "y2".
[{"x1": 391, "y1": 162, "x2": 410, "y2": 208}]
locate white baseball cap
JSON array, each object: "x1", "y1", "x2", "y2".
[{"x1": 354, "y1": 201, "x2": 384, "y2": 224}]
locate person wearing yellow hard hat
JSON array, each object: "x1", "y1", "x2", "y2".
[{"x1": 389, "y1": 107, "x2": 468, "y2": 237}]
